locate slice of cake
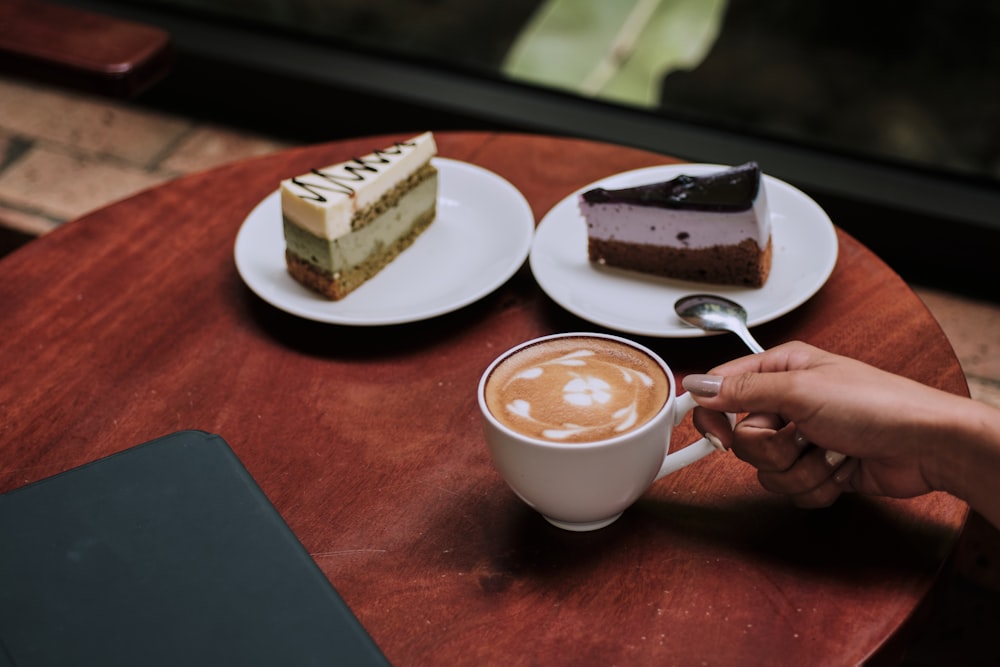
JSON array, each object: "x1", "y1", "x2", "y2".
[
  {"x1": 281, "y1": 132, "x2": 438, "y2": 300},
  {"x1": 579, "y1": 162, "x2": 772, "y2": 287}
]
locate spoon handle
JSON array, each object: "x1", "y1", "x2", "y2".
[{"x1": 735, "y1": 326, "x2": 765, "y2": 354}]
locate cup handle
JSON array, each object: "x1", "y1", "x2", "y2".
[{"x1": 654, "y1": 392, "x2": 735, "y2": 481}]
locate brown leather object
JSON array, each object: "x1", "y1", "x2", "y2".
[{"x1": 0, "y1": 0, "x2": 171, "y2": 97}]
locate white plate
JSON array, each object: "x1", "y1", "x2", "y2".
[
  {"x1": 234, "y1": 158, "x2": 534, "y2": 325},
  {"x1": 529, "y1": 164, "x2": 839, "y2": 338}
]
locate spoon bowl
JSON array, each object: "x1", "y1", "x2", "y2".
[{"x1": 674, "y1": 294, "x2": 764, "y2": 353}]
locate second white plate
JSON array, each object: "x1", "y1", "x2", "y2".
[{"x1": 529, "y1": 164, "x2": 839, "y2": 338}]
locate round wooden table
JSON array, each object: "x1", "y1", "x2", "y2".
[{"x1": 0, "y1": 132, "x2": 968, "y2": 666}]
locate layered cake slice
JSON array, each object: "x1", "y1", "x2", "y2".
[
  {"x1": 579, "y1": 162, "x2": 772, "y2": 287},
  {"x1": 281, "y1": 132, "x2": 438, "y2": 299}
]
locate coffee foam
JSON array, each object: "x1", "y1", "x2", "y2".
[{"x1": 485, "y1": 337, "x2": 669, "y2": 443}]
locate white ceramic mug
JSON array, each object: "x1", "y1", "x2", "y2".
[{"x1": 478, "y1": 332, "x2": 725, "y2": 531}]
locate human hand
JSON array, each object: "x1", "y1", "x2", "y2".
[{"x1": 682, "y1": 341, "x2": 964, "y2": 508}]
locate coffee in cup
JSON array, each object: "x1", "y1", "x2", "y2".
[
  {"x1": 479, "y1": 332, "x2": 728, "y2": 531},
  {"x1": 483, "y1": 335, "x2": 668, "y2": 444}
]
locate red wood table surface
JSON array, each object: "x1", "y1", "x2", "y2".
[{"x1": 0, "y1": 132, "x2": 968, "y2": 666}]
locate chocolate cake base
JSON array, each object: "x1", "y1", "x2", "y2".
[{"x1": 588, "y1": 237, "x2": 772, "y2": 288}]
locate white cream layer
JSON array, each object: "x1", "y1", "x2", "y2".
[
  {"x1": 283, "y1": 176, "x2": 437, "y2": 273},
  {"x1": 581, "y1": 184, "x2": 770, "y2": 249},
  {"x1": 280, "y1": 132, "x2": 436, "y2": 240}
]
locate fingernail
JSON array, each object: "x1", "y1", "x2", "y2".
[
  {"x1": 833, "y1": 457, "x2": 858, "y2": 484},
  {"x1": 825, "y1": 450, "x2": 847, "y2": 467},
  {"x1": 683, "y1": 374, "x2": 723, "y2": 398},
  {"x1": 793, "y1": 430, "x2": 810, "y2": 449},
  {"x1": 706, "y1": 432, "x2": 727, "y2": 453}
]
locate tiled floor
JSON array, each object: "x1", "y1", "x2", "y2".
[
  {"x1": 0, "y1": 75, "x2": 294, "y2": 237},
  {"x1": 2, "y1": 73, "x2": 1000, "y2": 663}
]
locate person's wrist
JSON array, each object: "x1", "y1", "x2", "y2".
[{"x1": 928, "y1": 397, "x2": 1000, "y2": 504}]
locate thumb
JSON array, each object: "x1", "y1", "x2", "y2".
[{"x1": 682, "y1": 372, "x2": 791, "y2": 415}]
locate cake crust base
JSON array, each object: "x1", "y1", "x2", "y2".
[
  {"x1": 588, "y1": 237, "x2": 772, "y2": 288},
  {"x1": 286, "y1": 206, "x2": 435, "y2": 300}
]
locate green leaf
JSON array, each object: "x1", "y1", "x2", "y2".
[{"x1": 502, "y1": 0, "x2": 728, "y2": 108}]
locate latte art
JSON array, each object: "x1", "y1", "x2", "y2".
[{"x1": 485, "y1": 337, "x2": 669, "y2": 443}]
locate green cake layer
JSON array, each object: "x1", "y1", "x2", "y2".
[{"x1": 283, "y1": 173, "x2": 437, "y2": 299}]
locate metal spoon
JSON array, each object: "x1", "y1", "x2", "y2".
[{"x1": 674, "y1": 294, "x2": 764, "y2": 353}]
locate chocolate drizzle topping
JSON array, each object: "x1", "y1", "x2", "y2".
[
  {"x1": 581, "y1": 162, "x2": 761, "y2": 212},
  {"x1": 290, "y1": 139, "x2": 419, "y2": 203}
]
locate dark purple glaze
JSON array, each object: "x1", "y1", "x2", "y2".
[{"x1": 581, "y1": 162, "x2": 761, "y2": 212}]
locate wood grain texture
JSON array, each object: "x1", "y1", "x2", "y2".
[{"x1": 0, "y1": 132, "x2": 968, "y2": 666}]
